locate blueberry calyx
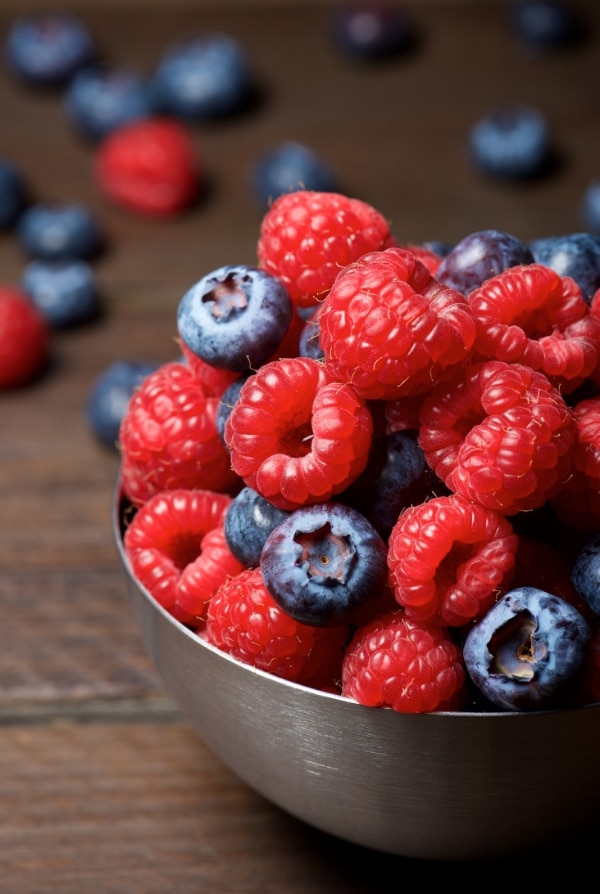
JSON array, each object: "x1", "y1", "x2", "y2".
[
  {"x1": 295, "y1": 522, "x2": 355, "y2": 586},
  {"x1": 203, "y1": 271, "x2": 249, "y2": 321}
]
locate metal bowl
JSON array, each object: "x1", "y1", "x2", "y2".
[{"x1": 113, "y1": 482, "x2": 600, "y2": 862}]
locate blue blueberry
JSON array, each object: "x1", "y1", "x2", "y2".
[
  {"x1": 0, "y1": 159, "x2": 27, "y2": 229},
  {"x1": 435, "y1": 229, "x2": 534, "y2": 295},
  {"x1": 64, "y1": 65, "x2": 156, "y2": 142},
  {"x1": 510, "y1": 0, "x2": 583, "y2": 51},
  {"x1": 260, "y1": 501, "x2": 388, "y2": 627},
  {"x1": 216, "y1": 373, "x2": 253, "y2": 445},
  {"x1": 298, "y1": 306, "x2": 324, "y2": 361},
  {"x1": 468, "y1": 104, "x2": 553, "y2": 181},
  {"x1": 339, "y1": 430, "x2": 449, "y2": 542},
  {"x1": 571, "y1": 535, "x2": 600, "y2": 616},
  {"x1": 17, "y1": 202, "x2": 103, "y2": 261},
  {"x1": 177, "y1": 265, "x2": 293, "y2": 372},
  {"x1": 581, "y1": 181, "x2": 600, "y2": 236},
  {"x1": 150, "y1": 33, "x2": 256, "y2": 121},
  {"x1": 251, "y1": 142, "x2": 341, "y2": 212},
  {"x1": 421, "y1": 239, "x2": 453, "y2": 258},
  {"x1": 22, "y1": 259, "x2": 100, "y2": 328},
  {"x1": 463, "y1": 586, "x2": 591, "y2": 711},
  {"x1": 528, "y1": 232, "x2": 600, "y2": 302},
  {"x1": 329, "y1": 1, "x2": 418, "y2": 61},
  {"x1": 224, "y1": 487, "x2": 290, "y2": 568},
  {"x1": 86, "y1": 360, "x2": 159, "y2": 447},
  {"x1": 4, "y1": 12, "x2": 96, "y2": 87}
]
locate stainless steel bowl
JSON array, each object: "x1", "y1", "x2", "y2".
[{"x1": 113, "y1": 482, "x2": 600, "y2": 861}]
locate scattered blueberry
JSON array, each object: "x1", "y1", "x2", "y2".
[
  {"x1": 468, "y1": 104, "x2": 553, "y2": 180},
  {"x1": 4, "y1": 12, "x2": 96, "y2": 87},
  {"x1": 22, "y1": 259, "x2": 100, "y2": 328},
  {"x1": 216, "y1": 373, "x2": 252, "y2": 445},
  {"x1": 329, "y1": 1, "x2": 418, "y2": 61},
  {"x1": 260, "y1": 501, "x2": 388, "y2": 627},
  {"x1": 435, "y1": 229, "x2": 534, "y2": 295},
  {"x1": 17, "y1": 202, "x2": 103, "y2": 261},
  {"x1": 528, "y1": 232, "x2": 600, "y2": 302},
  {"x1": 510, "y1": 0, "x2": 584, "y2": 51},
  {"x1": 463, "y1": 586, "x2": 591, "y2": 711},
  {"x1": 252, "y1": 141, "x2": 341, "y2": 212},
  {"x1": 150, "y1": 33, "x2": 256, "y2": 122},
  {"x1": 581, "y1": 180, "x2": 600, "y2": 236},
  {"x1": 571, "y1": 535, "x2": 600, "y2": 616},
  {"x1": 298, "y1": 305, "x2": 324, "y2": 361},
  {"x1": 64, "y1": 65, "x2": 156, "y2": 142},
  {"x1": 0, "y1": 159, "x2": 28, "y2": 229},
  {"x1": 177, "y1": 265, "x2": 293, "y2": 372},
  {"x1": 86, "y1": 359, "x2": 159, "y2": 447},
  {"x1": 224, "y1": 487, "x2": 290, "y2": 568}
]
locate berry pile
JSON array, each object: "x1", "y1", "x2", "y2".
[{"x1": 118, "y1": 189, "x2": 600, "y2": 715}]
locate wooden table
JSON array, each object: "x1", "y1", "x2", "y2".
[{"x1": 1, "y1": 2, "x2": 600, "y2": 889}]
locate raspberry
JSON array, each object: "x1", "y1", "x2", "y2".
[
  {"x1": 418, "y1": 359, "x2": 578, "y2": 514},
  {"x1": 468, "y1": 264, "x2": 600, "y2": 393},
  {"x1": 119, "y1": 361, "x2": 239, "y2": 507},
  {"x1": 341, "y1": 610, "x2": 467, "y2": 713},
  {"x1": 124, "y1": 488, "x2": 243, "y2": 626},
  {"x1": 95, "y1": 117, "x2": 200, "y2": 217},
  {"x1": 205, "y1": 567, "x2": 348, "y2": 688},
  {"x1": 0, "y1": 286, "x2": 49, "y2": 388},
  {"x1": 320, "y1": 246, "x2": 477, "y2": 400},
  {"x1": 180, "y1": 341, "x2": 240, "y2": 397},
  {"x1": 224, "y1": 356, "x2": 373, "y2": 510},
  {"x1": 401, "y1": 242, "x2": 443, "y2": 276},
  {"x1": 387, "y1": 494, "x2": 518, "y2": 626},
  {"x1": 551, "y1": 396, "x2": 600, "y2": 529},
  {"x1": 256, "y1": 190, "x2": 396, "y2": 309}
]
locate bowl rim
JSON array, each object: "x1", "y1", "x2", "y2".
[{"x1": 112, "y1": 476, "x2": 600, "y2": 721}]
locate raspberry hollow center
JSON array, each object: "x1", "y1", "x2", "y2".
[
  {"x1": 294, "y1": 523, "x2": 355, "y2": 584},
  {"x1": 203, "y1": 272, "x2": 249, "y2": 320},
  {"x1": 280, "y1": 420, "x2": 314, "y2": 457}
]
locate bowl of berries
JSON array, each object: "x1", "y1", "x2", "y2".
[{"x1": 114, "y1": 191, "x2": 600, "y2": 861}]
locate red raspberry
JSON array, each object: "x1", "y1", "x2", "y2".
[
  {"x1": 95, "y1": 117, "x2": 200, "y2": 217},
  {"x1": 256, "y1": 190, "x2": 396, "y2": 309},
  {"x1": 418, "y1": 359, "x2": 577, "y2": 514},
  {"x1": 119, "y1": 361, "x2": 239, "y2": 507},
  {"x1": 124, "y1": 488, "x2": 243, "y2": 627},
  {"x1": 551, "y1": 396, "x2": 600, "y2": 530},
  {"x1": 319, "y1": 247, "x2": 477, "y2": 400},
  {"x1": 180, "y1": 341, "x2": 240, "y2": 396},
  {"x1": 401, "y1": 242, "x2": 443, "y2": 276},
  {"x1": 205, "y1": 567, "x2": 348, "y2": 687},
  {"x1": 468, "y1": 264, "x2": 600, "y2": 394},
  {"x1": 224, "y1": 356, "x2": 373, "y2": 510},
  {"x1": 384, "y1": 393, "x2": 425, "y2": 433},
  {"x1": 387, "y1": 494, "x2": 518, "y2": 626},
  {"x1": 511, "y1": 536, "x2": 592, "y2": 620},
  {"x1": 341, "y1": 610, "x2": 467, "y2": 713},
  {"x1": 0, "y1": 286, "x2": 49, "y2": 388}
]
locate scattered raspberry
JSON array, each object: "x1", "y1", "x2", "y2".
[
  {"x1": 319, "y1": 246, "x2": 477, "y2": 400},
  {"x1": 124, "y1": 488, "x2": 243, "y2": 626},
  {"x1": 95, "y1": 117, "x2": 200, "y2": 217},
  {"x1": 256, "y1": 190, "x2": 396, "y2": 309},
  {"x1": 551, "y1": 396, "x2": 600, "y2": 530},
  {"x1": 418, "y1": 359, "x2": 578, "y2": 514},
  {"x1": 341, "y1": 610, "x2": 467, "y2": 713},
  {"x1": 224, "y1": 356, "x2": 373, "y2": 510},
  {"x1": 387, "y1": 493, "x2": 518, "y2": 626},
  {"x1": 468, "y1": 264, "x2": 600, "y2": 393},
  {"x1": 0, "y1": 286, "x2": 49, "y2": 388},
  {"x1": 119, "y1": 361, "x2": 239, "y2": 507},
  {"x1": 205, "y1": 567, "x2": 348, "y2": 687}
]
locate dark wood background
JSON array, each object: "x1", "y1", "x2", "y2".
[{"x1": 1, "y1": 2, "x2": 599, "y2": 890}]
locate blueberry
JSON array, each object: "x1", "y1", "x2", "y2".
[
  {"x1": 0, "y1": 159, "x2": 27, "y2": 229},
  {"x1": 151, "y1": 33, "x2": 255, "y2": 121},
  {"x1": 22, "y1": 259, "x2": 100, "y2": 328},
  {"x1": 468, "y1": 104, "x2": 552, "y2": 180},
  {"x1": 298, "y1": 306, "x2": 324, "y2": 361},
  {"x1": 4, "y1": 12, "x2": 96, "y2": 87},
  {"x1": 216, "y1": 373, "x2": 253, "y2": 445},
  {"x1": 581, "y1": 181, "x2": 600, "y2": 236},
  {"x1": 224, "y1": 487, "x2": 290, "y2": 568},
  {"x1": 528, "y1": 232, "x2": 600, "y2": 302},
  {"x1": 510, "y1": 0, "x2": 584, "y2": 51},
  {"x1": 463, "y1": 586, "x2": 591, "y2": 711},
  {"x1": 64, "y1": 65, "x2": 156, "y2": 142},
  {"x1": 329, "y1": 1, "x2": 418, "y2": 61},
  {"x1": 421, "y1": 239, "x2": 454, "y2": 258},
  {"x1": 86, "y1": 360, "x2": 159, "y2": 447},
  {"x1": 435, "y1": 229, "x2": 534, "y2": 295},
  {"x1": 260, "y1": 501, "x2": 388, "y2": 627},
  {"x1": 17, "y1": 202, "x2": 103, "y2": 261},
  {"x1": 571, "y1": 535, "x2": 600, "y2": 616},
  {"x1": 251, "y1": 141, "x2": 341, "y2": 212},
  {"x1": 339, "y1": 430, "x2": 449, "y2": 542},
  {"x1": 177, "y1": 265, "x2": 293, "y2": 372}
]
